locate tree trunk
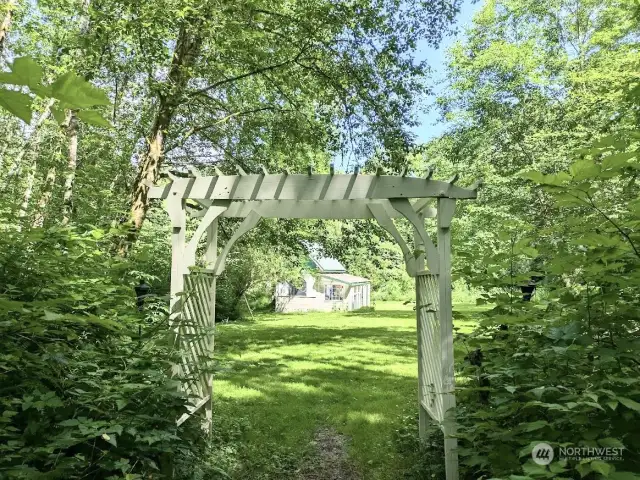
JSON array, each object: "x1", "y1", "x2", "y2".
[
  {"x1": 61, "y1": 111, "x2": 78, "y2": 225},
  {"x1": 17, "y1": 154, "x2": 36, "y2": 222},
  {"x1": 1, "y1": 99, "x2": 54, "y2": 192},
  {"x1": 0, "y1": 0, "x2": 16, "y2": 54},
  {"x1": 32, "y1": 165, "x2": 56, "y2": 228},
  {"x1": 126, "y1": 25, "x2": 201, "y2": 245}
]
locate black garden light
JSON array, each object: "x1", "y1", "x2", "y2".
[{"x1": 134, "y1": 279, "x2": 151, "y2": 311}]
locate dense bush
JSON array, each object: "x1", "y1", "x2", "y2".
[
  {"x1": 216, "y1": 244, "x2": 303, "y2": 322},
  {"x1": 0, "y1": 226, "x2": 216, "y2": 479},
  {"x1": 451, "y1": 134, "x2": 640, "y2": 479}
]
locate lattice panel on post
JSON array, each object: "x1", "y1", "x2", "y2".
[
  {"x1": 416, "y1": 273, "x2": 444, "y2": 422},
  {"x1": 176, "y1": 271, "x2": 215, "y2": 426}
]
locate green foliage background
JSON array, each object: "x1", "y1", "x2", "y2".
[{"x1": 1, "y1": 0, "x2": 640, "y2": 478}]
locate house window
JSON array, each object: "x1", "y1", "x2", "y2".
[{"x1": 325, "y1": 284, "x2": 344, "y2": 300}]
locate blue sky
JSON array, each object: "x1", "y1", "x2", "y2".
[{"x1": 410, "y1": 0, "x2": 482, "y2": 143}]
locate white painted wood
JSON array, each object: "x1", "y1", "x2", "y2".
[
  {"x1": 184, "y1": 203, "x2": 229, "y2": 266},
  {"x1": 412, "y1": 198, "x2": 433, "y2": 214},
  {"x1": 438, "y1": 197, "x2": 456, "y2": 229},
  {"x1": 205, "y1": 220, "x2": 218, "y2": 268},
  {"x1": 167, "y1": 199, "x2": 186, "y2": 324},
  {"x1": 438, "y1": 198, "x2": 458, "y2": 480},
  {"x1": 367, "y1": 202, "x2": 416, "y2": 277},
  {"x1": 390, "y1": 198, "x2": 439, "y2": 274},
  {"x1": 416, "y1": 273, "x2": 443, "y2": 423},
  {"x1": 176, "y1": 394, "x2": 211, "y2": 427},
  {"x1": 167, "y1": 198, "x2": 187, "y2": 384},
  {"x1": 149, "y1": 174, "x2": 479, "y2": 201},
  {"x1": 214, "y1": 211, "x2": 262, "y2": 276},
  {"x1": 413, "y1": 214, "x2": 429, "y2": 437},
  {"x1": 204, "y1": 220, "x2": 217, "y2": 434},
  {"x1": 199, "y1": 199, "x2": 437, "y2": 220}
]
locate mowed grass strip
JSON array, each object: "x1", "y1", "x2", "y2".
[{"x1": 211, "y1": 301, "x2": 479, "y2": 479}]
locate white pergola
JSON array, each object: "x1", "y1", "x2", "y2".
[{"x1": 149, "y1": 166, "x2": 481, "y2": 480}]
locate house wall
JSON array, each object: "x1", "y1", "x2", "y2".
[
  {"x1": 275, "y1": 294, "x2": 348, "y2": 313},
  {"x1": 275, "y1": 280, "x2": 371, "y2": 313}
]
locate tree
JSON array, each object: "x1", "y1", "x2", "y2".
[
  {"x1": 119, "y1": 0, "x2": 462, "y2": 241},
  {"x1": 414, "y1": 0, "x2": 639, "y2": 275}
]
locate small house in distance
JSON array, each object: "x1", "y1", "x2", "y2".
[{"x1": 275, "y1": 252, "x2": 371, "y2": 313}]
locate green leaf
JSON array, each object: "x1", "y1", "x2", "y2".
[
  {"x1": 593, "y1": 135, "x2": 616, "y2": 148},
  {"x1": 116, "y1": 399, "x2": 127, "y2": 411},
  {"x1": 58, "y1": 419, "x2": 80, "y2": 426},
  {"x1": 570, "y1": 159, "x2": 601, "y2": 181},
  {"x1": 606, "y1": 400, "x2": 619, "y2": 410},
  {"x1": 602, "y1": 152, "x2": 636, "y2": 170},
  {"x1": 598, "y1": 438, "x2": 624, "y2": 449},
  {"x1": 610, "y1": 472, "x2": 640, "y2": 480},
  {"x1": 43, "y1": 310, "x2": 63, "y2": 321},
  {"x1": 51, "y1": 106, "x2": 66, "y2": 125},
  {"x1": 0, "y1": 88, "x2": 33, "y2": 123},
  {"x1": 617, "y1": 397, "x2": 640, "y2": 412},
  {"x1": 77, "y1": 109, "x2": 111, "y2": 127},
  {"x1": 506, "y1": 386, "x2": 516, "y2": 393},
  {"x1": 0, "y1": 57, "x2": 43, "y2": 90},
  {"x1": 549, "y1": 461, "x2": 567, "y2": 474},
  {"x1": 522, "y1": 420, "x2": 547, "y2": 432},
  {"x1": 522, "y1": 461, "x2": 550, "y2": 476},
  {"x1": 543, "y1": 172, "x2": 571, "y2": 185},
  {"x1": 590, "y1": 460, "x2": 612, "y2": 477},
  {"x1": 520, "y1": 170, "x2": 544, "y2": 183},
  {"x1": 529, "y1": 386, "x2": 545, "y2": 400},
  {"x1": 101, "y1": 432, "x2": 117, "y2": 447},
  {"x1": 51, "y1": 72, "x2": 110, "y2": 108},
  {"x1": 576, "y1": 463, "x2": 592, "y2": 478},
  {"x1": 11, "y1": 57, "x2": 44, "y2": 89}
]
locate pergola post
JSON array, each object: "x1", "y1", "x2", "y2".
[
  {"x1": 438, "y1": 198, "x2": 458, "y2": 480},
  {"x1": 167, "y1": 199, "x2": 187, "y2": 378}
]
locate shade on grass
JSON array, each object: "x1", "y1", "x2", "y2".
[{"x1": 212, "y1": 301, "x2": 479, "y2": 479}]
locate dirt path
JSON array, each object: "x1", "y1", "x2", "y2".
[{"x1": 296, "y1": 428, "x2": 362, "y2": 480}]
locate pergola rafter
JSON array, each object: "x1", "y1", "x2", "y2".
[{"x1": 151, "y1": 167, "x2": 480, "y2": 480}]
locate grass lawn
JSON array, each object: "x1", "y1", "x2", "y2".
[{"x1": 211, "y1": 301, "x2": 481, "y2": 479}]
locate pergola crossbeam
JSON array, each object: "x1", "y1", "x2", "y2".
[
  {"x1": 183, "y1": 199, "x2": 438, "y2": 220},
  {"x1": 149, "y1": 173, "x2": 478, "y2": 201}
]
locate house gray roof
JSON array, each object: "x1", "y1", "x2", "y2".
[
  {"x1": 319, "y1": 273, "x2": 370, "y2": 285},
  {"x1": 313, "y1": 256, "x2": 346, "y2": 273},
  {"x1": 304, "y1": 241, "x2": 347, "y2": 272}
]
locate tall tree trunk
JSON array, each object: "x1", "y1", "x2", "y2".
[
  {"x1": 0, "y1": 0, "x2": 16, "y2": 55},
  {"x1": 32, "y1": 165, "x2": 56, "y2": 228},
  {"x1": 1, "y1": 99, "x2": 54, "y2": 192},
  {"x1": 126, "y1": 25, "x2": 201, "y2": 242},
  {"x1": 17, "y1": 153, "x2": 36, "y2": 222},
  {"x1": 61, "y1": 111, "x2": 78, "y2": 225}
]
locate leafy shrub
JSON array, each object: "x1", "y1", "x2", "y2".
[
  {"x1": 451, "y1": 133, "x2": 640, "y2": 479},
  {"x1": 394, "y1": 412, "x2": 445, "y2": 479},
  {"x1": 0, "y1": 226, "x2": 215, "y2": 479}
]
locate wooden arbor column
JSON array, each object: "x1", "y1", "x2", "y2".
[
  {"x1": 166, "y1": 193, "x2": 262, "y2": 431},
  {"x1": 436, "y1": 198, "x2": 458, "y2": 480},
  {"x1": 410, "y1": 198, "x2": 458, "y2": 480},
  {"x1": 369, "y1": 196, "x2": 459, "y2": 480}
]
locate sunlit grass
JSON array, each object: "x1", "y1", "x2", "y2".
[{"x1": 212, "y1": 301, "x2": 482, "y2": 479}]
